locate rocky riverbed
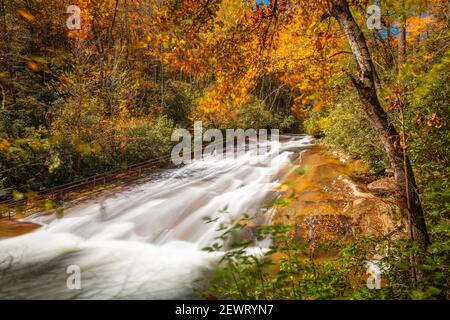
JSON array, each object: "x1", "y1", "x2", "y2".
[{"x1": 273, "y1": 146, "x2": 401, "y2": 255}]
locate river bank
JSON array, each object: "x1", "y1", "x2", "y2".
[
  {"x1": 1, "y1": 143, "x2": 402, "y2": 245},
  {"x1": 0, "y1": 136, "x2": 409, "y2": 299},
  {"x1": 273, "y1": 146, "x2": 401, "y2": 251}
]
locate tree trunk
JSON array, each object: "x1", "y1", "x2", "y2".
[
  {"x1": 398, "y1": 1, "x2": 407, "y2": 73},
  {"x1": 385, "y1": 16, "x2": 394, "y2": 69},
  {"x1": 0, "y1": 0, "x2": 16, "y2": 106},
  {"x1": 398, "y1": 26, "x2": 406, "y2": 69},
  {"x1": 325, "y1": 0, "x2": 430, "y2": 251}
]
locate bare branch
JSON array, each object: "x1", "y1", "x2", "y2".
[{"x1": 0, "y1": 83, "x2": 5, "y2": 110}]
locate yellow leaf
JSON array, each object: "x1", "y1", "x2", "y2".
[
  {"x1": 27, "y1": 60, "x2": 39, "y2": 71},
  {"x1": 0, "y1": 138, "x2": 10, "y2": 149},
  {"x1": 44, "y1": 199, "x2": 54, "y2": 212},
  {"x1": 274, "y1": 184, "x2": 289, "y2": 192},
  {"x1": 17, "y1": 9, "x2": 35, "y2": 22}
]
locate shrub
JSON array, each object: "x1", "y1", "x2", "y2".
[{"x1": 304, "y1": 92, "x2": 388, "y2": 174}]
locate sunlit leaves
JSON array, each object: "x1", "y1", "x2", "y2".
[{"x1": 16, "y1": 9, "x2": 35, "y2": 22}]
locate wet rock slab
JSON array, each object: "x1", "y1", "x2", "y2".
[
  {"x1": 0, "y1": 220, "x2": 41, "y2": 239},
  {"x1": 367, "y1": 177, "x2": 397, "y2": 194},
  {"x1": 274, "y1": 146, "x2": 401, "y2": 254}
]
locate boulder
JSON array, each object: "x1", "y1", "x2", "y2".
[{"x1": 367, "y1": 177, "x2": 397, "y2": 194}]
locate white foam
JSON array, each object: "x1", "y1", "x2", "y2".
[{"x1": 0, "y1": 135, "x2": 314, "y2": 299}]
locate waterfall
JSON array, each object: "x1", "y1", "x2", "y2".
[{"x1": 0, "y1": 135, "x2": 314, "y2": 299}]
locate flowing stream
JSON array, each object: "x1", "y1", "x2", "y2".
[{"x1": 0, "y1": 135, "x2": 314, "y2": 299}]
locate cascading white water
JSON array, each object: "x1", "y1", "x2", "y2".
[{"x1": 0, "y1": 135, "x2": 314, "y2": 299}]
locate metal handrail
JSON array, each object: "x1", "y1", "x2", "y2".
[
  {"x1": 0, "y1": 135, "x2": 278, "y2": 217},
  {"x1": 0, "y1": 153, "x2": 175, "y2": 218}
]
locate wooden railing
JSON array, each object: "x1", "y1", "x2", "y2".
[
  {"x1": 0, "y1": 153, "x2": 175, "y2": 219},
  {"x1": 0, "y1": 134, "x2": 285, "y2": 219}
]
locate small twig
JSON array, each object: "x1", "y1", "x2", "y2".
[
  {"x1": 0, "y1": 83, "x2": 5, "y2": 109},
  {"x1": 328, "y1": 51, "x2": 353, "y2": 59},
  {"x1": 320, "y1": 12, "x2": 332, "y2": 22},
  {"x1": 383, "y1": 225, "x2": 405, "y2": 239}
]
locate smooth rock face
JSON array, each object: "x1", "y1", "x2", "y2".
[
  {"x1": 367, "y1": 177, "x2": 397, "y2": 194},
  {"x1": 274, "y1": 147, "x2": 400, "y2": 255}
]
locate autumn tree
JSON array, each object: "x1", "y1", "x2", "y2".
[
  {"x1": 148, "y1": 0, "x2": 437, "y2": 253},
  {"x1": 0, "y1": 0, "x2": 178, "y2": 194}
]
